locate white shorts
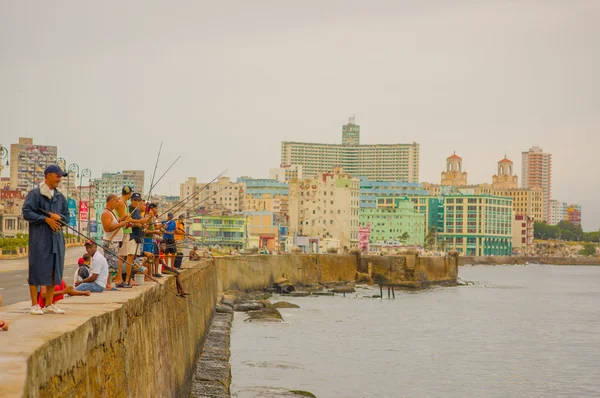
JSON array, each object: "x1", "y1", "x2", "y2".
[{"x1": 118, "y1": 235, "x2": 139, "y2": 256}]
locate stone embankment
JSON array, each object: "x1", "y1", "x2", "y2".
[
  {"x1": 0, "y1": 253, "x2": 457, "y2": 397},
  {"x1": 459, "y1": 256, "x2": 600, "y2": 266}
]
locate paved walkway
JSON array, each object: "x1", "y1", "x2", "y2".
[
  {"x1": 0, "y1": 246, "x2": 86, "y2": 272},
  {"x1": 0, "y1": 247, "x2": 86, "y2": 306}
]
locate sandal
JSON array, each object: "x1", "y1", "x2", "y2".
[{"x1": 115, "y1": 283, "x2": 132, "y2": 289}]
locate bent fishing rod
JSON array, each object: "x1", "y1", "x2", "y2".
[{"x1": 156, "y1": 169, "x2": 228, "y2": 219}]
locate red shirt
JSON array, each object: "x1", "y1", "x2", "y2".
[{"x1": 38, "y1": 280, "x2": 66, "y2": 308}]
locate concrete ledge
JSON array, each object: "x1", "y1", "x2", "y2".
[{"x1": 0, "y1": 259, "x2": 218, "y2": 398}]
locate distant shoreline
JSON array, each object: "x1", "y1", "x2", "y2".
[{"x1": 458, "y1": 256, "x2": 600, "y2": 266}]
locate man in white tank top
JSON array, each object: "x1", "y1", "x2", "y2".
[{"x1": 101, "y1": 194, "x2": 130, "y2": 289}]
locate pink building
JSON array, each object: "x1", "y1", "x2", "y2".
[{"x1": 358, "y1": 224, "x2": 371, "y2": 253}]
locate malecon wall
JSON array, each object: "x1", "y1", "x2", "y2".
[
  {"x1": 0, "y1": 253, "x2": 457, "y2": 397},
  {"x1": 215, "y1": 253, "x2": 458, "y2": 290}
]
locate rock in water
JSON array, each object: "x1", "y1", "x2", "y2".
[
  {"x1": 216, "y1": 305, "x2": 234, "y2": 314},
  {"x1": 245, "y1": 307, "x2": 283, "y2": 322},
  {"x1": 233, "y1": 302, "x2": 264, "y2": 312},
  {"x1": 331, "y1": 285, "x2": 355, "y2": 294},
  {"x1": 272, "y1": 301, "x2": 300, "y2": 309}
]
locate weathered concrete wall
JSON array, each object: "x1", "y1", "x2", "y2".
[
  {"x1": 359, "y1": 254, "x2": 458, "y2": 288},
  {"x1": 217, "y1": 253, "x2": 457, "y2": 291},
  {"x1": 215, "y1": 254, "x2": 358, "y2": 291},
  {"x1": 459, "y1": 256, "x2": 600, "y2": 266},
  {"x1": 1, "y1": 259, "x2": 218, "y2": 398}
]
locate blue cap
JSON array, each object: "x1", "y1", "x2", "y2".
[{"x1": 44, "y1": 165, "x2": 68, "y2": 177}]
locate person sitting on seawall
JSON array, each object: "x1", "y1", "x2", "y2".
[
  {"x1": 189, "y1": 246, "x2": 201, "y2": 261},
  {"x1": 158, "y1": 241, "x2": 189, "y2": 297},
  {"x1": 38, "y1": 280, "x2": 91, "y2": 312},
  {"x1": 73, "y1": 253, "x2": 91, "y2": 284},
  {"x1": 0, "y1": 293, "x2": 8, "y2": 331},
  {"x1": 75, "y1": 240, "x2": 110, "y2": 293}
]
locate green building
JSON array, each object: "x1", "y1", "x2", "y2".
[
  {"x1": 191, "y1": 214, "x2": 246, "y2": 250},
  {"x1": 410, "y1": 196, "x2": 444, "y2": 243},
  {"x1": 438, "y1": 194, "x2": 513, "y2": 255},
  {"x1": 359, "y1": 197, "x2": 425, "y2": 247}
]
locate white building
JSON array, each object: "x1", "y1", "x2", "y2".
[
  {"x1": 288, "y1": 167, "x2": 360, "y2": 249},
  {"x1": 548, "y1": 200, "x2": 568, "y2": 226},
  {"x1": 281, "y1": 117, "x2": 420, "y2": 183},
  {"x1": 93, "y1": 170, "x2": 145, "y2": 201}
]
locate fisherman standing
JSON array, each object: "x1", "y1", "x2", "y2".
[{"x1": 22, "y1": 165, "x2": 70, "y2": 315}]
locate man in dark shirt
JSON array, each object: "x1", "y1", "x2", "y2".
[{"x1": 128, "y1": 193, "x2": 149, "y2": 282}]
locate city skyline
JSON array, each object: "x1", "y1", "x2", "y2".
[{"x1": 1, "y1": 1, "x2": 598, "y2": 229}]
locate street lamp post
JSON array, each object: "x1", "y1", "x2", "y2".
[
  {"x1": 80, "y1": 169, "x2": 91, "y2": 234},
  {"x1": 68, "y1": 163, "x2": 80, "y2": 232}
]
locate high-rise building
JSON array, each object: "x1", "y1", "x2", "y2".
[
  {"x1": 438, "y1": 194, "x2": 513, "y2": 256},
  {"x1": 9, "y1": 138, "x2": 58, "y2": 193},
  {"x1": 548, "y1": 200, "x2": 568, "y2": 226},
  {"x1": 93, "y1": 170, "x2": 145, "y2": 202},
  {"x1": 288, "y1": 167, "x2": 360, "y2": 249},
  {"x1": 281, "y1": 117, "x2": 420, "y2": 182},
  {"x1": 521, "y1": 146, "x2": 552, "y2": 222}
]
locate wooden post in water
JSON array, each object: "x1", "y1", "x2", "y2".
[
  {"x1": 392, "y1": 286, "x2": 395, "y2": 299},
  {"x1": 387, "y1": 286, "x2": 391, "y2": 298},
  {"x1": 380, "y1": 285, "x2": 383, "y2": 297}
]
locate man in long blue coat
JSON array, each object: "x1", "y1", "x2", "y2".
[{"x1": 22, "y1": 165, "x2": 70, "y2": 315}]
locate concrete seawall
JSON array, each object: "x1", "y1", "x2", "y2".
[
  {"x1": 459, "y1": 256, "x2": 600, "y2": 266},
  {"x1": 0, "y1": 254, "x2": 456, "y2": 397}
]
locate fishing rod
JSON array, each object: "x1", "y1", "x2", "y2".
[
  {"x1": 146, "y1": 141, "x2": 163, "y2": 202},
  {"x1": 146, "y1": 156, "x2": 181, "y2": 195},
  {"x1": 156, "y1": 169, "x2": 228, "y2": 219}
]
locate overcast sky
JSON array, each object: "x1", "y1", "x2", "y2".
[{"x1": 1, "y1": 1, "x2": 598, "y2": 230}]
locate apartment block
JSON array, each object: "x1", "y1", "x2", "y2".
[
  {"x1": 360, "y1": 197, "x2": 425, "y2": 247},
  {"x1": 180, "y1": 176, "x2": 245, "y2": 215},
  {"x1": 548, "y1": 200, "x2": 568, "y2": 226},
  {"x1": 438, "y1": 195, "x2": 513, "y2": 256},
  {"x1": 190, "y1": 214, "x2": 246, "y2": 249},
  {"x1": 9, "y1": 138, "x2": 58, "y2": 192},
  {"x1": 521, "y1": 146, "x2": 552, "y2": 221},
  {"x1": 288, "y1": 167, "x2": 360, "y2": 249},
  {"x1": 93, "y1": 170, "x2": 145, "y2": 202},
  {"x1": 281, "y1": 117, "x2": 420, "y2": 182}
]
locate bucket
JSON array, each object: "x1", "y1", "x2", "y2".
[{"x1": 134, "y1": 273, "x2": 145, "y2": 286}]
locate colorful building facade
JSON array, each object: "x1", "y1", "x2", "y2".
[
  {"x1": 359, "y1": 197, "x2": 425, "y2": 247},
  {"x1": 438, "y1": 195, "x2": 513, "y2": 256},
  {"x1": 190, "y1": 214, "x2": 246, "y2": 249}
]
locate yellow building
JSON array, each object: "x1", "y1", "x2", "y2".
[{"x1": 289, "y1": 167, "x2": 360, "y2": 249}]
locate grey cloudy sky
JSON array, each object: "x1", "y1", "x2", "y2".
[{"x1": 1, "y1": 1, "x2": 599, "y2": 230}]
